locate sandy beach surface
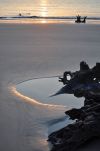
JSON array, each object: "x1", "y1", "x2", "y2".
[{"x1": 0, "y1": 22, "x2": 100, "y2": 151}]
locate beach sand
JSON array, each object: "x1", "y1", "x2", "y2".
[{"x1": 0, "y1": 22, "x2": 100, "y2": 151}]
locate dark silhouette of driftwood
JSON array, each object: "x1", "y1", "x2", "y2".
[
  {"x1": 48, "y1": 62, "x2": 100, "y2": 151},
  {"x1": 75, "y1": 15, "x2": 87, "y2": 23}
]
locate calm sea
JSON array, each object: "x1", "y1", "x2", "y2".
[{"x1": 0, "y1": 0, "x2": 100, "y2": 17}]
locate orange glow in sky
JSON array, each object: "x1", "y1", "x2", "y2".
[{"x1": 0, "y1": 0, "x2": 100, "y2": 17}]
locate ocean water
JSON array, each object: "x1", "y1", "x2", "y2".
[{"x1": 0, "y1": 0, "x2": 100, "y2": 18}]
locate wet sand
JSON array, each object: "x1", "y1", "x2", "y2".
[{"x1": 0, "y1": 22, "x2": 100, "y2": 151}]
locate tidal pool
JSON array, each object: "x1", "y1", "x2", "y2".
[{"x1": 16, "y1": 77, "x2": 84, "y2": 108}]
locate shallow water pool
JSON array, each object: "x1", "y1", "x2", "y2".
[{"x1": 16, "y1": 77, "x2": 84, "y2": 108}]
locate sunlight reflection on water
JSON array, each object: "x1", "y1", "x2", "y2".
[{"x1": 14, "y1": 77, "x2": 84, "y2": 108}]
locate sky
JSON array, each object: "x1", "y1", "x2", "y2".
[{"x1": 0, "y1": 0, "x2": 100, "y2": 17}]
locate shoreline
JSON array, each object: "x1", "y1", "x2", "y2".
[{"x1": 0, "y1": 18, "x2": 100, "y2": 25}]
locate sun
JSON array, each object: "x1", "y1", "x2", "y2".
[{"x1": 41, "y1": 0, "x2": 48, "y2": 17}]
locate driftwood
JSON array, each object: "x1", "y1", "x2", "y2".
[
  {"x1": 48, "y1": 62, "x2": 100, "y2": 151},
  {"x1": 59, "y1": 62, "x2": 100, "y2": 86},
  {"x1": 75, "y1": 15, "x2": 87, "y2": 23}
]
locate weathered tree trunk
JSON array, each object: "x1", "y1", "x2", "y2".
[{"x1": 48, "y1": 89, "x2": 100, "y2": 151}]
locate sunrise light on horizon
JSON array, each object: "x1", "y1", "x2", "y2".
[{"x1": 0, "y1": 0, "x2": 100, "y2": 17}]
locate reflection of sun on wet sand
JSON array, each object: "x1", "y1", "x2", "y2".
[{"x1": 11, "y1": 86, "x2": 66, "y2": 109}]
